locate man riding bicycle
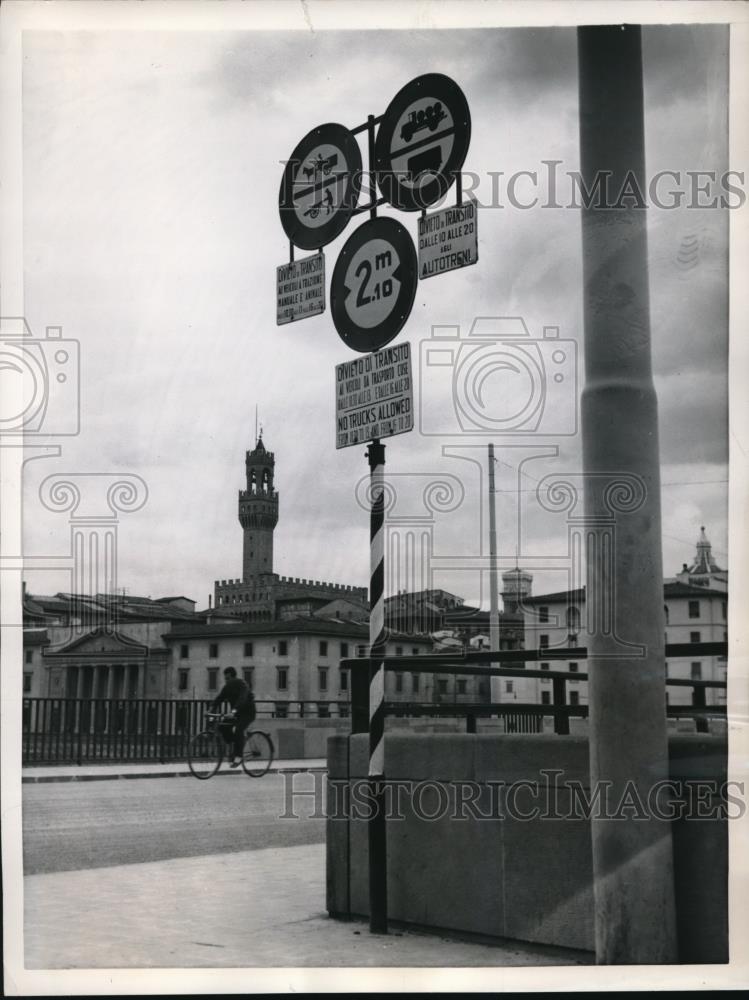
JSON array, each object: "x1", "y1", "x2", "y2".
[{"x1": 211, "y1": 667, "x2": 256, "y2": 768}]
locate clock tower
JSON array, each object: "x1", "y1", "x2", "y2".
[{"x1": 239, "y1": 435, "x2": 279, "y2": 579}]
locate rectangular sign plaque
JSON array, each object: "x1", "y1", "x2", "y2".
[
  {"x1": 417, "y1": 197, "x2": 478, "y2": 280},
  {"x1": 276, "y1": 252, "x2": 325, "y2": 325},
  {"x1": 335, "y1": 342, "x2": 413, "y2": 449}
]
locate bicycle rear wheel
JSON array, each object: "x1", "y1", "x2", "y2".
[
  {"x1": 242, "y1": 731, "x2": 274, "y2": 777},
  {"x1": 187, "y1": 730, "x2": 223, "y2": 779}
]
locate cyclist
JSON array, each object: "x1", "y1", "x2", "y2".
[{"x1": 211, "y1": 667, "x2": 256, "y2": 768}]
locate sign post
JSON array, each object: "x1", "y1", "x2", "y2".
[
  {"x1": 277, "y1": 73, "x2": 474, "y2": 940},
  {"x1": 367, "y1": 436, "x2": 387, "y2": 933}
]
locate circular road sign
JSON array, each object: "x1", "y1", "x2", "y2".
[
  {"x1": 279, "y1": 123, "x2": 362, "y2": 250},
  {"x1": 374, "y1": 74, "x2": 471, "y2": 212},
  {"x1": 331, "y1": 216, "x2": 417, "y2": 353}
]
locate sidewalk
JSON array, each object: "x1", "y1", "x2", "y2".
[
  {"x1": 21, "y1": 758, "x2": 327, "y2": 783},
  {"x1": 24, "y1": 843, "x2": 593, "y2": 968}
]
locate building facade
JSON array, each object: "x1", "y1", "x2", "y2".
[
  {"x1": 518, "y1": 529, "x2": 728, "y2": 709},
  {"x1": 163, "y1": 619, "x2": 433, "y2": 714}
]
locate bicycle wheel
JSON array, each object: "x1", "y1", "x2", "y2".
[
  {"x1": 242, "y1": 730, "x2": 274, "y2": 777},
  {"x1": 187, "y1": 729, "x2": 224, "y2": 779}
]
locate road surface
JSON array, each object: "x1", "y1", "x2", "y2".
[{"x1": 23, "y1": 772, "x2": 326, "y2": 874}]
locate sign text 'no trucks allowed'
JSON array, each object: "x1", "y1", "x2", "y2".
[{"x1": 335, "y1": 342, "x2": 413, "y2": 449}]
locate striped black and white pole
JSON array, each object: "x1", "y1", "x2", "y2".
[{"x1": 367, "y1": 437, "x2": 387, "y2": 933}]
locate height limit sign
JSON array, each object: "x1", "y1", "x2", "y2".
[{"x1": 335, "y1": 342, "x2": 413, "y2": 449}]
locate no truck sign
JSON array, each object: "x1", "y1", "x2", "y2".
[{"x1": 335, "y1": 341, "x2": 413, "y2": 448}]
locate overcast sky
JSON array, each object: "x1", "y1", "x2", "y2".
[{"x1": 20, "y1": 22, "x2": 729, "y2": 609}]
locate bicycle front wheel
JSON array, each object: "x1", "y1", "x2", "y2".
[
  {"x1": 187, "y1": 729, "x2": 223, "y2": 779},
  {"x1": 242, "y1": 731, "x2": 274, "y2": 777}
]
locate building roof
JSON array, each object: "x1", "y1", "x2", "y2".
[
  {"x1": 23, "y1": 591, "x2": 200, "y2": 624},
  {"x1": 23, "y1": 629, "x2": 49, "y2": 646},
  {"x1": 523, "y1": 582, "x2": 726, "y2": 604},
  {"x1": 663, "y1": 581, "x2": 727, "y2": 599},
  {"x1": 523, "y1": 588, "x2": 586, "y2": 605},
  {"x1": 164, "y1": 615, "x2": 428, "y2": 643}
]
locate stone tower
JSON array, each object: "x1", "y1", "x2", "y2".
[
  {"x1": 501, "y1": 565, "x2": 533, "y2": 614},
  {"x1": 239, "y1": 435, "x2": 279, "y2": 580}
]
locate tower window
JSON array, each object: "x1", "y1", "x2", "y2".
[
  {"x1": 25, "y1": 649, "x2": 33, "y2": 665},
  {"x1": 278, "y1": 640, "x2": 288, "y2": 656},
  {"x1": 277, "y1": 667, "x2": 288, "y2": 691},
  {"x1": 178, "y1": 670, "x2": 189, "y2": 692},
  {"x1": 208, "y1": 668, "x2": 219, "y2": 692},
  {"x1": 319, "y1": 640, "x2": 328, "y2": 656},
  {"x1": 318, "y1": 668, "x2": 328, "y2": 692},
  {"x1": 244, "y1": 642, "x2": 253, "y2": 657},
  {"x1": 691, "y1": 662, "x2": 702, "y2": 680},
  {"x1": 539, "y1": 635, "x2": 549, "y2": 649},
  {"x1": 539, "y1": 606, "x2": 549, "y2": 623},
  {"x1": 340, "y1": 642, "x2": 349, "y2": 658},
  {"x1": 209, "y1": 643, "x2": 219, "y2": 659},
  {"x1": 180, "y1": 644, "x2": 189, "y2": 660},
  {"x1": 688, "y1": 600, "x2": 700, "y2": 619}
]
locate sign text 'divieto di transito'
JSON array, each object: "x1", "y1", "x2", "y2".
[{"x1": 335, "y1": 342, "x2": 413, "y2": 449}]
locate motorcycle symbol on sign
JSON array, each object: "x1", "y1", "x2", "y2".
[
  {"x1": 304, "y1": 189, "x2": 335, "y2": 218},
  {"x1": 400, "y1": 102, "x2": 447, "y2": 144}
]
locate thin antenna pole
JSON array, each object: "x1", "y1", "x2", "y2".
[
  {"x1": 255, "y1": 405, "x2": 258, "y2": 442},
  {"x1": 488, "y1": 444, "x2": 500, "y2": 705}
]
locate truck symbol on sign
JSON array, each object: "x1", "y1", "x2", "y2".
[
  {"x1": 399, "y1": 102, "x2": 446, "y2": 144},
  {"x1": 302, "y1": 153, "x2": 339, "y2": 181}
]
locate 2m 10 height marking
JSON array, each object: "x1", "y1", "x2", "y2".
[{"x1": 355, "y1": 249, "x2": 394, "y2": 306}]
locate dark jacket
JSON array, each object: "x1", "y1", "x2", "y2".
[{"x1": 212, "y1": 677, "x2": 253, "y2": 712}]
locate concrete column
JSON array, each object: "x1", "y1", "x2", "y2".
[{"x1": 578, "y1": 25, "x2": 677, "y2": 963}]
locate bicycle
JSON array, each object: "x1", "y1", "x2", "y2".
[{"x1": 187, "y1": 711, "x2": 274, "y2": 780}]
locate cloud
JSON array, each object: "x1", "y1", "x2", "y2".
[{"x1": 19, "y1": 25, "x2": 730, "y2": 605}]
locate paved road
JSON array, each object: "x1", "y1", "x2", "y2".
[{"x1": 23, "y1": 771, "x2": 326, "y2": 875}]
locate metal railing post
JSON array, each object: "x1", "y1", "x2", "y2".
[
  {"x1": 552, "y1": 676, "x2": 569, "y2": 735},
  {"x1": 693, "y1": 685, "x2": 709, "y2": 734}
]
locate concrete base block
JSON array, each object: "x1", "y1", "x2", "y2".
[{"x1": 326, "y1": 732, "x2": 728, "y2": 960}]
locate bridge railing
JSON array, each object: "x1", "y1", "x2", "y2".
[
  {"x1": 21, "y1": 698, "x2": 352, "y2": 764},
  {"x1": 342, "y1": 641, "x2": 728, "y2": 737}
]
